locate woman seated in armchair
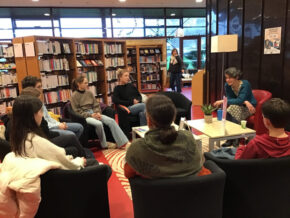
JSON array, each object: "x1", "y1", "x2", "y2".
[
  {"x1": 214, "y1": 67, "x2": 257, "y2": 147},
  {"x1": 112, "y1": 68, "x2": 146, "y2": 126}
]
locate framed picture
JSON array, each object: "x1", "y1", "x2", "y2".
[{"x1": 264, "y1": 27, "x2": 281, "y2": 54}]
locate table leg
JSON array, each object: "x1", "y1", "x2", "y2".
[
  {"x1": 209, "y1": 138, "x2": 215, "y2": 151},
  {"x1": 132, "y1": 130, "x2": 136, "y2": 140},
  {"x1": 216, "y1": 140, "x2": 221, "y2": 148}
]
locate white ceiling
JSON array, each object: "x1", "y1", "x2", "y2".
[{"x1": 0, "y1": 0, "x2": 205, "y2": 8}]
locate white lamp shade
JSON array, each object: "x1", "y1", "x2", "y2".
[{"x1": 211, "y1": 34, "x2": 238, "y2": 53}]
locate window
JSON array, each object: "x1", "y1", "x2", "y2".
[
  {"x1": 0, "y1": 18, "x2": 13, "y2": 39},
  {"x1": 145, "y1": 28, "x2": 165, "y2": 37},
  {"x1": 166, "y1": 19, "x2": 180, "y2": 26},
  {"x1": 60, "y1": 18, "x2": 103, "y2": 37},
  {"x1": 14, "y1": 19, "x2": 54, "y2": 37},
  {"x1": 166, "y1": 38, "x2": 180, "y2": 69},
  {"x1": 145, "y1": 19, "x2": 165, "y2": 37},
  {"x1": 145, "y1": 19, "x2": 164, "y2": 26},
  {"x1": 112, "y1": 18, "x2": 144, "y2": 38},
  {"x1": 183, "y1": 18, "x2": 206, "y2": 36}
]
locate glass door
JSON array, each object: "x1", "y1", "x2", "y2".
[{"x1": 182, "y1": 38, "x2": 198, "y2": 71}]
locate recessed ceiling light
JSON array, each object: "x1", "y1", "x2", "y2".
[
  {"x1": 119, "y1": 0, "x2": 126, "y2": 2},
  {"x1": 170, "y1": 13, "x2": 176, "y2": 16},
  {"x1": 112, "y1": 13, "x2": 116, "y2": 16},
  {"x1": 196, "y1": 0, "x2": 203, "y2": 2},
  {"x1": 44, "y1": 13, "x2": 50, "y2": 16},
  {"x1": 32, "y1": 0, "x2": 39, "y2": 2}
]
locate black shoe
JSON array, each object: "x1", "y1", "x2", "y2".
[
  {"x1": 222, "y1": 140, "x2": 233, "y2": 147},
  {"x1": 233, "y1": 139, "x2": 240, "y2": 147}
]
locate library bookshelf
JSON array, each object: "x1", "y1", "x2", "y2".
[
  {"x1": 127, "y1": 46, "x2": 138, "y2": 89},
  {"x1": 11, "y1": 36, "x2": 127, "y2": 114},
  {"x1": 0, "y1": 42, "x2": 18, "y2": 114}
]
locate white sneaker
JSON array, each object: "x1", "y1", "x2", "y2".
[{"x1": 107, "y1": 142, "x2": 117, "y2": 149}]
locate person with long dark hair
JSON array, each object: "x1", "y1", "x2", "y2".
[
  {"x1": 71, "y1": 75, "x2": 129, "y2": 149},
  {"x1": 124, "y1": 94, "x2": 202, "y2": 178},
  {"x1": 10, "y1": 95, "x2": 85, "y2": 169},
  {"x1": 168, "y1": 48, "x2": 184, "y2": 93}
]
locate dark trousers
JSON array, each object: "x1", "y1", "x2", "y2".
[{"x1": 170, "y1": 72, "x2": 182, "y2": 93}]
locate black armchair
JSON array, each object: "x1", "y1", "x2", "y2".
[
  {"x1": 129, "y1": 160, "x2": 226, "y2": 218},
  {"x1": 204, "y1": 152, "x2": 290, "y2": 218},
  {"x1": 35, "y1": 164, "x2": 112, "y2": 218},
  {"x1": 157, "y1": 91, "x2": 192, "y2": 124},
  {"x1": 115, "y1": 104, "x2": 140, "y2": 139},
  {"x1": 63, "y1": 102, "x2": 115, "y2": 147}
]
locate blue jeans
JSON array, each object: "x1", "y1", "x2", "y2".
[
  {"x1": 50, "y1": 122, "x2": 84, "y2": 139},
  {"x1": 128, "y1": 103, "x2": 147, "y2": 126},
  {"x1": 170, "y1": 72, "x2": 182, "y2": 93},
  {"x1": 86, "y1": 115, "x2": 128, "y2": 148}
]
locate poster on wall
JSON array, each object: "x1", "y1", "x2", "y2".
[{"x1": 264, "y1": 27, "x2": 281, "y2": 54}]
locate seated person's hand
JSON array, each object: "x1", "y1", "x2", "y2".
[
  {"x1": 133, "y1": 99, "x2": 139, "y2": 104},
  {"x1": 83, "y1": 157, "x2": 87, "y2": 167},
  {"x1": 59, "y1": 122, "x2": 67, "y2": 130},
  {"x1": 244, "y1": 101, "x2": 256, "y2": 114},
  {"x1": 92, "y1": 112, "x2": 102, "y2": 120},
  {"x1": 213, "y1": 100, "x2": 223, "y2": 107}
]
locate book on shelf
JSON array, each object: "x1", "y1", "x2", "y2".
[
  {"x1": 0, "y1": 45, "x2": 14, "y2": 58},
  {"x1": 86, "y1": 71, "x2": 98, "y2": 83},
  {"x1": 75, "y1": 42, "x2": 99, "y2": 55},
  {"x1": 141, "y1": 83, "x2": 159, "y2": 90},
  {"x1": 0, "y1": 100, "x2": 14, "y2": 114},
  {"x1": 41, "y1": 73, "x2": 69, "y2": 90},
  {"x1": 48, "y1": 106, "x2": 62, "y2": 115},
  {"x1": 0, "y1": 72, "x2": 18, "y2": 86},
  {"x1": 44, "y1": 89, "x2": 72, "y2": 104},
  {"x1": 107, "y1": 81, "x2": 117, "y2": 94},
  {"x1": 37, "y1": 40, "x2": 71, "y2": 55},
  {"x1": 104, "y1": 43, "x2": 123, "y2": 55},
  {"x1": 77, "y1": 59, "x2": 103, "y2": 67},
  {"x1": 88, "y1": 85, "x2": 97, "y2": 96},
  {"x1": 39, "y1": 58, "x2": 70, "y2": 72},
  {"x1": 0, "y1": 87, "x2": 17, "y2": 99},
  {"x1": 105, "y1": 57, "x2": 124, "y2": 68},
  {"x1": 0, "y1": 63, "x2": 16, "y2": 70},
  {"x1": 106, "y1": 70, "x2": 117, "y2": 81},
  {"x1": 139, "y1": 55, "x2": 161, "y2": 63}
]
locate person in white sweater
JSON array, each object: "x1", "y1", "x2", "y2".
[{"x1": 10, "y1": 95, "x2": 86, "y2": 169}]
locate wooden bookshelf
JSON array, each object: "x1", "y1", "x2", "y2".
[
  {"x1": 0, "y1": 42, "x2": 19, "y2": 114},
  {"x1": 21, "y1": 36, "x2": 75, "y2": 115},
  {"x1": 73, "y1": 39, "x2": 104, "y2": 103},
  {"x1": 103, "y1": 39, "x2": 127, "y2": 106},
  {"x1": 127, "y1": 46, "x2": 138, "y2": 89}
]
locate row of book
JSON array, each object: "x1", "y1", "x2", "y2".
[
  {"x1": 75, "y1": 42, "x2": 99, "y2": 55},
  {"x1": 40, "y1": 73, "x2": 69, "y2": 90},
  {"x1": 86, "y1": 71, "x2": 98, "y2": 83},
  {"x1": 104, "y1": 43, "x2": 123, "y2": 55},
  {"x1": 107, "y1": 81, "x2": 117, "y2": 94},
  {"x1": 140, "y1": 64, "x2": 160, "y2": 73},
  {"x1": 141, "y1": 74, "x2": 160, "y2": 81},
  {"x1": 88, "y1": 85, "x2": 97, "y2": 96},
  {"x1": 48, "y1": 106, "x2": 62, "y2": 116},
  {"x1": 39, "y1": 58, "x2": 70, "y2": 72},
  {"x1": 127, "y1": 49, "x2": 136, "y2": 56},
  {"x1": 0, "y1": 100, "x2": 14, "y2": 115},
  {"x1": 0, "y1": 87, "x2": 17, "y2": 99},
  {"x1": 0, "y1": 46, "x2": 14, "y2": 58},
  {"x1": 106, "y1": 70, "x2": 117, "y2": 81},
  {"x1": 0, "y1": 72, "x2": 18, "y2": 86},
  {"x1": 43, "y1": 89, "x2": 72, "y2": 104},
  {"x1": 141, "y1": 83, "x2": 159, "y2": 90},
  {"x1": 139, "y1": 55, "x2": 161, "y2": 63},
  {"x1": 127, "y1": 56, "x2": 136, "y2": 65},
  {"x1": 105, "y1": 57, "x2": 124, "y2": 68},
  {"x1": 76, "y1": 59, "x2": 103, "y2": 67},
  {"x1": 0, "y1": 63, "x2": 16, "y2": 70},
  {"x1": 140, "y1": 48, "x2": 161, "y2": 55},
  {"x1": 37, "y1": 40, "x2": 71, "y2": 55}
]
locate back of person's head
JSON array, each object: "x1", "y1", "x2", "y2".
[
  {"x1": 10, "y1": 95, "x2": 44, "y2": 156},
  {"x1": 116, "y1": 68, "x2": 129, "y2": 81},
  {"x1": 21, "y1": 75, "x2": 41, "y2": 89},
  {"x1": 224, "y1": 67, "x2": 243, "y2": 79},
  {"x1": 262, "y1": 98, "x2": 290, "y2": 128},
  {"x1": 72, "y1": 74, "x2": 86, "y2": 91},
  {"x1": 20, "y1": 87, "x2": 41, "y2": 98},
  {"x1": 146, "y1": 94, "x2": 177, "y2": 144}
]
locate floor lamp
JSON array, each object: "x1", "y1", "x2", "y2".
[{"x1": 211, "y1": 34, "x2": 238, "y2": 98}]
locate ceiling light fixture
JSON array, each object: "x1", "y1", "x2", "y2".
[
  {"x1": 170, "y1": 13, "x2": 176, "y2": 16},
  {"x1": 196, "y1": 0, "x2": 203, "y2": 2},
  {"x1": 44, "y1": 13, "x2": 50, "y2": 16},
  {"x1": 112, "y1": 13, "x2": 116, "y2": 17},
  {"x1": 32, "y1": 0, "x2": 39, "y2": 2},
  {"x1": 119, "y1": 0, "x2": 126, "y2": 2}
]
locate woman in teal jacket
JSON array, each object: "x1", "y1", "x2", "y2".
[{"x1": 214, "y1": 67, "x2": 257, "y2": 146}]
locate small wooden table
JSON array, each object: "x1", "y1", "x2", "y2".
[
  {"x1": 186, "y1": 118, "x2": 256, "y2": 151},
  {"x1": 132, "y1": 125, "x2": 202, "y2": 151}
]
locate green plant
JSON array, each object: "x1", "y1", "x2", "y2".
[{"x1": 201, "y1": 104, "x2": 217, "y2": 115}]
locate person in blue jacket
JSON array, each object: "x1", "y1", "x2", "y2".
[{"x1": 214, "y1": 67, "x2": 257, "y2": 147}]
